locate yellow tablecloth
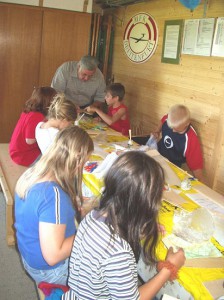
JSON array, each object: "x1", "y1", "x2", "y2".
[{"x1": 81, "y1": 118, "x2": 224, "y2": 299}]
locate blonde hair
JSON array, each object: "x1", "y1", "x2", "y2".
[
  {"x1": 47, "y1": 93, "x2": 77, "y2": 122},
  {"x1": 167, "y1": 104, "x2": 190, "y2": 129},
  {"x1": 16, "y1": 126, "x2": 94, "y2": 215}
]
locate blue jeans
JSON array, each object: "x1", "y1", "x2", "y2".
[{"x1": 21, "y1": 256, "x2": 69, "y2": 285}]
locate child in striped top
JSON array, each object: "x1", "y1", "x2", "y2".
[{"x1": 63, "y1": 151, "x2": 186, "y2": 300}]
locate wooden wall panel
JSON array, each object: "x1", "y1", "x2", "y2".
[
  {"x1": 39, "y1": 10, "x2": 92, "y2": 85},
  {"x1": 111, "y1": 0, "x2": 224, "y2": 193},
  {"x1": 0, "y1": 4, "x2": 92, "y2": 143},
  {"x1": 0, "y1": 4, "x2": 42, "y2": 142}
]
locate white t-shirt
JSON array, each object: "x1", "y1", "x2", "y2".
[{"x1": 35, "y1": 122, "x2": 59, "y2": 154}]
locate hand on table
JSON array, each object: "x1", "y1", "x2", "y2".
[
  {"x1": 93, "y1": 116, "x2": 102, "y2": 122},
  {"x1": 166, "y1": 247, "x2": 186, "y2": 270},
  {"x1": 157, "y1": 223, "x2": 166, "y2": 236},
  {"x1": 151, "y1": 132, "x2": 160, "y2": 140},
  {"x1": 76, "y1": 105, "x2": 81, "y2": 114},
  {"x1": 86, "y1": 105, "x2": 97, "y2": 113}
]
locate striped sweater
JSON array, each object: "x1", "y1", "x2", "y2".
[{"x1": 63, "y1": 210, "x2": 140, "y2": 300}]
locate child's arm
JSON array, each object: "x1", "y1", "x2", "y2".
[
  {"x1": 152, "y1": 121, "x2": 163, "y2": 140},
  {"x1": 86, "y1": 105, "x2": 126, "y2": 126},
  {"x1": 192, "y1": 168, "x2": 204, "y2": 182},
  {"x1": 39, "y1": 222, "x2": 75, "y2": 266},
  {"x1": 138, "y1": 247, "x2": 185, "y2": 300},
  {"x1": 26, "y1": 138, "x2": 37, "y2": 145}
]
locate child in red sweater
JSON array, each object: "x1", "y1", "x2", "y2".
[{"x1": 9, "y1": 87, "x2": 56, "y2": 166}]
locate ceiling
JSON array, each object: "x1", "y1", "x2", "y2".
[{"x1": 94, "y1": 0, "x2": 149, "y2": 9}]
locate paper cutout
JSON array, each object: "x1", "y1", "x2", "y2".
[
  {"x1": 163, "y1": 190, "x2": 187, "y2": 207},
  {"x1": 203, "y1": 279, "x2": 224, "y2": 299},
  {"x1": 146, "y1": 150, "x2": 181, "y2": 186},
  {"x1": 163, "y1": 234, "x2": 222, "y2": 259}
]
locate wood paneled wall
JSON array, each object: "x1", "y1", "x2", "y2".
[
  {"x1": 0, "y1": 5, "x2": 42, "y2": 142},
  {"x1": 39, "y1": 9, "x2": 91, "y2": 85},
  {"x1": 0, "y1": 3, "x2": 91, "y2": 142},
  {"x1": 111, "y1": 0, "x2": 224, "y2": 194}
]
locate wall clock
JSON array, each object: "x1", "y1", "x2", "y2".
[{"x1": 123, "y1": 12, "x2": 158, "y2": 63}]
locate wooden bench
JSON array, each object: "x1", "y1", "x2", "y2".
[
  {"x1": 0, "y1": 144, "x2": 27, "y2": 245},
  {"x1": 36, "y1": 284, "x2": 45, "y2": 300}
]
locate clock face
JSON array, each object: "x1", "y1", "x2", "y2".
[{"x1": 123, "y1": 13, "x2": 158, "y2": 63}]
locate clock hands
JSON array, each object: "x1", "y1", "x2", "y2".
[{"x1": 130, "y1": 33, "x2": 148, "y2": 43}]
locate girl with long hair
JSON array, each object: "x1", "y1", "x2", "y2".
[
  {"x1": 9, "y1": 86, "x2": 56, "y2": 166},
  {"x1": 14, "y1": 126, "x2": 94, "y2": 285},
  {"x1": 35, "y1": 93, "x2": 77, "y2": 154},
  {"x1": 63, "y1": 151, "x2": 185, "y2": 299}
]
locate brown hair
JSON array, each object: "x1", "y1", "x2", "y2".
[
  {"x1": 106, "y1": 83, "x2": 125, "y2": 101},
  {"x1": 24, "y1": 87, "x2": 57, "y2": 116},
  {"x1": 98, "y1": 151, "x2": 164, "y2": 264}
]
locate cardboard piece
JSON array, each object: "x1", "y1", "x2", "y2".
[
  {"x1": 203, "y1": 279, "x2": 224, "y2": 299},
  {"x1": 194, "y1": 184, "x2": 224, "y2": 208},
  {"x1": 184, "y1": 257, "x2": 224, "y2": 268},
  {"x1": 163, "y1": 189, "x2": 187, "y2": 207},
  {"x1": 146, "y1": 150, "x2": 181, "y2": 186}
]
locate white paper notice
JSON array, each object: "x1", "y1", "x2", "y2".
[
  {"x1": 212, "y1": 17, "x2": 224, "y2": 57},
  {"x1": 186, "y1": 193, "x2": 224, "y2": 216},
  {"x1": 182, "y1": 18, "x2": 215, "y2": 56},
  {"x1": 164, "y1": 25, "x2": 180, "y2": 59}
]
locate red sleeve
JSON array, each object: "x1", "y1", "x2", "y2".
[
  {"x1": 185, "y1": 127, "x2": 203, "y2": 171},
  {"x1": 25, "y1": 113, "x2": 44, "y2": 139},
  {"x1": 161, "y1": 114, "x2": 168, "y2": 124}
]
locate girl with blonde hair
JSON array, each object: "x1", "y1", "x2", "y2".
[
  {"x1": 14, "y1": 126, "x2": 94, "y2": 285},
  {"x1": 35, "y1": 93, "x2": 77, "y2": 154}
]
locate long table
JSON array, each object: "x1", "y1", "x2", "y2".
[{"x1": 80, "y1": 117, "x2": 224, "y2": 300}]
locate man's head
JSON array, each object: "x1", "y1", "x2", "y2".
[
  {"x1": 167, "y1": 104, "x2": 190, "y2": 133},
  {"x1": 77, "y1": 55, "x2": 99, "y2": 81}
]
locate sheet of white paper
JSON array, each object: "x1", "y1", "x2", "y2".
[
  {"x1": 186, "y1": 193, "x2": 224, "y2": 215},
  {"x1": 163, "y1": 234, "x2": 222, "y2": 259},
  {"x1": 93, "y1": 152, "x2": 119, "y2": 179},
  {"x1": 213, "y1": 217, "x2": 224, "y2": 247},
  {"x1": 186, "y1": 193, "x2": 224, "y2": 246}
]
